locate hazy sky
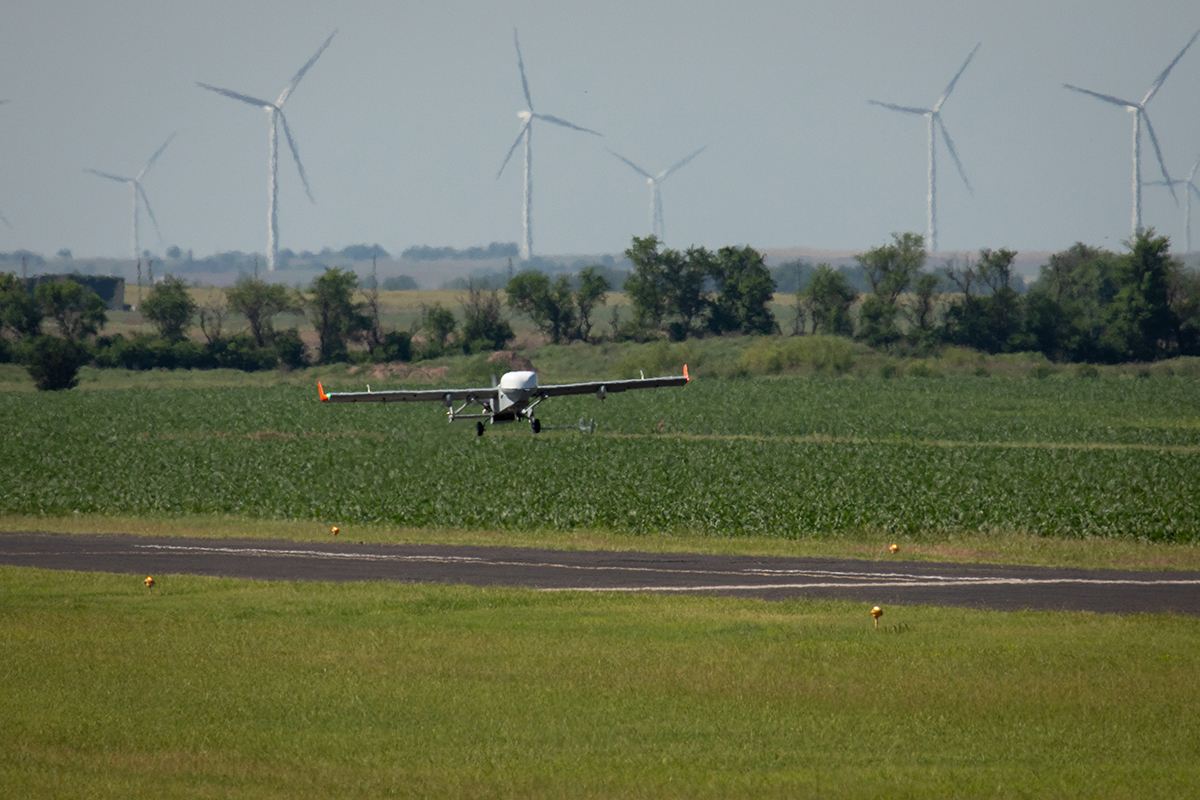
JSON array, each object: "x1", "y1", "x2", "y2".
[{"x1": 3, "y1": 0, "x2": 1200, "y2": 261}]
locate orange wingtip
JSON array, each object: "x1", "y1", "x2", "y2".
[
  {"x1": 318, "y1": 381, "x2": 329, "y2": 402},
  {"x1": 683, "y1": 364, "x2": 689, "y2": 382}
]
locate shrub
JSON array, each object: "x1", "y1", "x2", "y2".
[
  {"x1": 736, "y1": 335, "x2": 856, "y2": 375},
  {"x1": 18, "y1": 334, "x2": 85, "y2": 390},
  {"x1": 274, "y1": 328, "x2": 310, "y2": 369},
  {"x1": 208, "y1": 334, "x2": 278, "y2": 372}
]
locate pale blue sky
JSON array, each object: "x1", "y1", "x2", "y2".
[{"x1": 3, "y1": 0, "x2": 1200, "y2": 260}]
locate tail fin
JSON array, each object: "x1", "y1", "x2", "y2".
[
  {"x1": 318, "y1": 381, "x2": 329, "y2": 402},
  {"x1": 683, "y1": 364, "x2": 689, "y2": 382}
]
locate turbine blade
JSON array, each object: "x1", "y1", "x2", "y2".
[
  {"x1": 197, "y1": 82, "x2": 273, "y2": 109},
  {"x1": 607, "y1": 149, "x2": 652, "y2": 179},
  {"x1": 513, "y1": 28, "x2": 534, "y2": 110},
  {"x1": 937, "y1": 117, "x2": 972, "y2": 195},
  {"x1": 660, "y1": 146, "x2": 707, "y2": 181},
  {"x1": 83, "y1": 168, "x2": 132, "y2": 184},
  {"x1": 137, "y1": 132, "x2": 177, "y2": 181},
  {"x1": 1143, "y1": 28, "x2": 1200, "y2": 105},
  {"x1": 496, "y1": 119, "x2": 532, "y2": 179},
  {"x1": 868, "y1": 100, "x2": 931, "y2": 116},
  {"x1": 277, "y1": 110, "x2": 314, "y2": 202},
  {"x1": 1141, "y1": 112, "x2": 1177, "y2": 202},
  {"x1": 532, "y1": 113, "x2": 601, "y2": 136},
  {"x1": 1190, "y1": 182, "x2": 1200, "y2": 203},
  {"x1": 0, "y1": 209, "x2": 10, "y2": 228},
  {"x1": 1062, "y1": 84, "x2": 1136, "y2": 108},
  {"x1": 137, "y1": 183, "x2": 165, "y2": 244},
  {"x1": 277, "y1": 30, "x2": 338, "y2": 107},
  {"x1": 934, "y1": 42, "x2": 981, "y2": 112}
]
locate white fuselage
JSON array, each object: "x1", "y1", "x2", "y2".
[{"x1": 494, "y1": 370, "x2": 539, "y2": 418}]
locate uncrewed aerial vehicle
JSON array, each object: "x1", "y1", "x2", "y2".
[{"x1": 318, "y1": 366, "x2": 689, "y2": 435}]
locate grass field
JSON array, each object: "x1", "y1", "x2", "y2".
[{"x1": 2, "y1": 566, "x2": 1197, "y2": 799}]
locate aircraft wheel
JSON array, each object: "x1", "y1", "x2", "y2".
[
  {"x1": 476, "y1": 421, "x2": 485, "y2": 437},
  {"x1": 531, "y1": 418, "x2": 541, "y2": 434}
]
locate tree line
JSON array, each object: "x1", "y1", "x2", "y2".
[
  {"x1": 791, "y1": 229, "x2": 1200, "y2": 363},
  {"x1": 4, "y1": 230, "x2": 1199, "y2": 390}
]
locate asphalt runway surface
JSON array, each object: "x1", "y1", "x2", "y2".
[{"x1": 3, "y1": 531, "x2": 1199, "y2": 615}]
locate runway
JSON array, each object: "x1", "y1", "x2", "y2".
[{"x1": 3, "y1": 531, "x2": 1199, "y2": 615}]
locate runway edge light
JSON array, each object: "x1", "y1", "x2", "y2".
[{"x1": 871, "y1": 605, "x2": 883, "y2": 629}]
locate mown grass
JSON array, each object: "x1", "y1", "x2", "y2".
[{"x1": 2, "y1": 566, "x2": 1197, "y2": 799}]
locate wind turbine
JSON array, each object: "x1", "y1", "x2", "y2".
[
  {"x1": 0, "y1": 99, "x2": 9, "y2": 228},
  {"x1": 84, "y1": 132, "x2": 176, "y2": 260},
  {"x1": 1147, "y1": 153, "x2": 1200, "y2": 252},
  {"x1": 496, "y1": 28, "x2": 601, "y2": 261},
  {"x1": 197, "y1": 30, "x2": 336, "y2": 271},
  {"x1": 607, "y1": 146, "x2": 706, "y2": 241},
  {"x1": 869, "y1": 42, "x2": 980, "y2": 254},
  {"x1": 1064, "y1": 29, "x2": 1199, "y2": 237}
]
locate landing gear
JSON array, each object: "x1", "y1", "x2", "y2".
[
  {"x1": 476, "y1": 421, "x2": 485, "y2": 437},
  {"x1": 531, "y1": 418, "x2": 541, "y2": 434}
]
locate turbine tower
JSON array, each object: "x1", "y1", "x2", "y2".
[
  {"x1": 197, "y1": 30, "x2": 336, "y2": 271},
  {"x1": 84, "y1": 132, "x2": 176, "y2": 260},
  {"x1": 0, "y1": 99, "x2": 9, "y2": 228},
  {"x1": 607, "y1": 146, "x2": 706, "y2": 241},
  {"x1": 1147, "y1": 153, "x2": 1200, "y2": 252},
  {"x1": 496, "y1": 28, "x2": 601, "y2": 261},
  {"x1": 869, "y1": 42, "x2": 980, "y2": 254},
  {"x1": 1064, "y1": 29, "x2": 1199, "y2": 237}
]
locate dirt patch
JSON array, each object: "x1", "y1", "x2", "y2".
[
  {"x1": 347, "y1": 363, "x2": 452, "y2": 382},
  {"x1": 487, "y1": 351, "x2": 534, "y2": 372}
]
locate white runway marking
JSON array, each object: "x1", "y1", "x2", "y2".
[
  {"x1": 549, "y1": 577, "x2": 1200, "y2": 593},
  {"x1": 137, "y1": 543, "x2": 485, "y2": 564},
  {"x1": 137, "y1": 544, "x2": 1200, "y2": 593}
]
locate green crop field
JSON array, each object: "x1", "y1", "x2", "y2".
[{"x1": 2, "y1": 373, "x2": 1198, "y2": 542}]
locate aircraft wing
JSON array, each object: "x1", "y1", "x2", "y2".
[
  {"x1": 537, "y1": 365, "x2": 689, "y2": 398},
  {"x1": 318, "y1": 382, "x2": 498, "y2": 404}
]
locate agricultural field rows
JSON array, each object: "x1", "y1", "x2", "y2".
[{"x1": 4, "y1": 376, "x2": 1198, "y2": 541}]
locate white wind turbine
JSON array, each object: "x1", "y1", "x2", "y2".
[
  {"x1": 1064, "y1": 29, "x2": 1199, "y2": 237},
  {"x1": 607, "y1": 146, "x2": 706, "y2": 241},
  {"x1": 496, "y1": 28, "x2": 601, "y2": 261},
  {"x1": 0, "y1": 99, "x2": 9, "y2": 228},
  {"x1": 84, "y1": 132, "x2": 176, "y2": 260},
  {"x1": 1147, "y1": 153, "x2": 1200, "y2": 252},
  {"x1": 870, "y1": 43, "x2": 980, "y2": 254},
  {"x1": 197, "y1": 30, "x2": 336, "y2": 271}
]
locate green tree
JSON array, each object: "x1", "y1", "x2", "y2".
[
  {"x1": 308, "y1": 267, "x2": 369, "y2": 364},
  {"x1": 575, "y1": 266, "x2": 610, "y2": 342},
  {"x1": 18, "y1": 335, "x2": 85, "y2": 391},
  {"x1": 0, "y1": 272, "x2": 42, "y2": 338},
  {"x1": 800, "y1": 264, "x2": 857, "y2": 336},
  {"x1": 35, "y1": 279, "x2": 108, "y2": 340},
  {"x1": 854, "y1": 232, "x2": 925, "y2": 347},
  {"x1": 707, "y1": 245, "x2": 778, "y2": 336},
  {"x1": 506, "y1": 271, "x2": 576, "y2": 344},
  {"x1": 1024, "y1": 242, "x2": 1119, "y2": 362},
  {"x1": 622, "y1": 236, "x2": 672, "y2": 336},
  {"x1": 460, "y1": 280, "x2": 513, "y2": 352},
  {"x1": 1101, "y1": 229, "x2": 1179, "y2": 361},
  {"x1": 226, "y1": 275, "x2": 297, "y2": 347},
  {"x1": 942, "y1": 248, "x2": 1028, "y2": 353},
  {"x1": 421, "y1": 303, "x2": 458, "y2": 356},
  {"x1": 139, "y1": 275, "x2": 195, "y2": 342}
]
